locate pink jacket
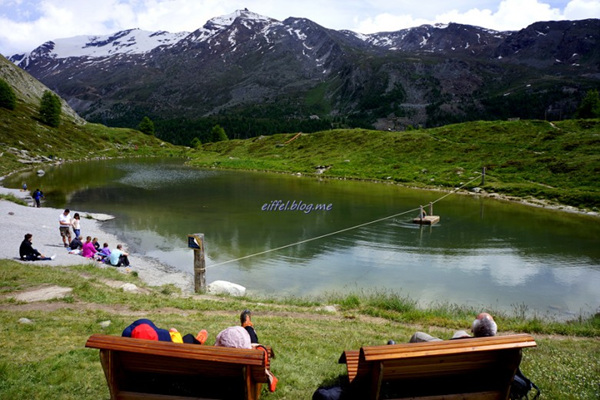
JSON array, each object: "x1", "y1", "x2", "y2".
[{"x1": 81, "y1": 242, "x2": 97, "y2": 258}]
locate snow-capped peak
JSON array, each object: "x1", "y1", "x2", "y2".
[
  {"x1": 206, "y1": 9, "x2": 277, "y2": 29},
  {"x1": 16, "y1": 28, "x2": 188, "y2": 62}
]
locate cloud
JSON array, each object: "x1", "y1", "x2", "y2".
[
  {"x1": 0, "y1": 0, "x2": 598, "y2": 56},
  {"x1": 355, "y1": 0, "x2": 598, "y2": 33}
]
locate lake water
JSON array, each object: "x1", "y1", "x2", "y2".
[{"x1": 5, "y1": 158, "x2": 600, "y2": 319}]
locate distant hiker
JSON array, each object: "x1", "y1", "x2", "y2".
[
  {"x1": 19, "y1": 233, "x2": 55, "y2": 261},
  {"x1": 32, "y1": 188, "x2": 44, "y2": 207},
  {"x1": 59, "y1": 209, "x2": 72, "y2": 247}
]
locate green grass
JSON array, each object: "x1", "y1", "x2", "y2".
[
  {"x1": 0, "y1": 260, "x2": 598, "y2": 399},
  {"x1": 191, "y1": 119, "x2": 600, "y2": 210}
]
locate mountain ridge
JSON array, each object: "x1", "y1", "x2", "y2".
[{"x1": 7, "y1": 9, "x2": 600, "y2": 144}]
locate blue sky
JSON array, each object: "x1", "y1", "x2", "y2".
[{"x1": 1, "y1": 0, "x2": 599, "y2": 56}]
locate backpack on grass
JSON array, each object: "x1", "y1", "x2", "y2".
[{"x1": 510, "y1": 368, "x2": 540, "y2": 399}]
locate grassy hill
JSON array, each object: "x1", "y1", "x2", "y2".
[
  {"x1": 191, "y1": 119, "x2": 600, "y2": 210},
  {"x1": 0, "y1": 54, "x2": 187, "y2": 179}
]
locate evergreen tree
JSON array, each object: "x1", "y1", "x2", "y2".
[
  {"x1": 138, "y1": 116, "x2": 155, "y2": 135},
  {"x1": 190, "y1": 137, "x2": 202, "y2": 148},
  {"x1": 210, "y1": 124, "x2": 228, "y2": 142},
  {"x1": 0, "y1": 78, "x2": 17, "y2": 110},
  {"x1": 38, "y1": 90, "x2": 61, "y2": 127},
  {"x1": 575, "y1": 89, "x2": 600, "y2": 119}
]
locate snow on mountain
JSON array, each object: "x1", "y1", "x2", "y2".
[
  {"x1": 12, "y1": 28, "x2": 189, "y2": 66},
  {"x1": 208, "y1": 9, "x2": 275, "y2": 28}
]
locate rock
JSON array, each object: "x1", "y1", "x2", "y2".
[
  {"x1": 316, "y1": 305, "x2": 337, "y2": 313},
  {"x1": 206, "y1": 280, "x2": 246, "y2": 297},
  {"x1": 13, "y1": 285, "x2": 72, "y2": 302},
  {"x1": 99, "y1": 320, "x2": 112, "y2": 328},
  {"x1": 18, "y1": 317, "x2": 33, "y2": 324},
  {"x1": 121, "y1": 283, "x2": 138, "y2": 292},
  {"x1": 472, "y1": 187, "x2": 482, "y2": 193}
]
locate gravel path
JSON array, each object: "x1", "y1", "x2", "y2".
[{"x1": 0, "y1": 185, "x2": 194, "y2": 292}]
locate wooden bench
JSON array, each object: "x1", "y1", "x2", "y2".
[
  {"x1": 85, "y1": 334, "x2": 274, "y2": 400},
  {"x1": 339, "y1": 334, "x2": 537, "y2": 400}
]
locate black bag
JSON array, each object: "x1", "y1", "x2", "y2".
[
  {"x1": 510, "y1": 367, "x2": 540, "y2": 399},
  {"x1": 312, "y1": 385, "x2": 343, "y2": 400}
]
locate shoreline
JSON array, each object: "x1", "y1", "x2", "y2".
[{"x1": 0, "y1": 185, "x2": 194, "y2": 292}]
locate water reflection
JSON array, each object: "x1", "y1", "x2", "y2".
[{"x1": 4, "y1": 158, "x2": 599, "y2": 319}]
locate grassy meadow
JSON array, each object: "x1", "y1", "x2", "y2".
[
  {"x1": 2, "y1": 77, "x2": 599, "y2": 398},
  {"x1": 192, "y1": 119, "x2": 600, "y2": 211},
  {"x1": 0, "y1": 260, "x2": 598, "y2": 399}
]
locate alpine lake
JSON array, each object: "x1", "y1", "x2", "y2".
[{"x1": 5, "y1": 158, "x2": 599, "y2": 320}]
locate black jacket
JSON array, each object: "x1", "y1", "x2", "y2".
[{"x1": 19, "y1": 239, "x2": 40, "y2": 259}]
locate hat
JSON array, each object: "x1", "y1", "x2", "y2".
[
  {"x1": 131, "y1": 323, "x2": 159, "y2": 340},
  {"x1": 215, "y1": 326, "x2": 251, "y2": 349}
]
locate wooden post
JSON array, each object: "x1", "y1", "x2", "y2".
[
  {"x1": 429, "y1": 202, "x2": 433, "y2": 216},
  {"x1": 188, "y1": 233, "x2": 206, "y2": 293},
  {"x1": 419, "y1": 205, "x2": 424, "y2": 220},
  {"x1": 482, "y1": 167, "x2": 486, "y2": 185}
]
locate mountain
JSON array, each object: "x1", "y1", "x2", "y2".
[{"x1": 9, "y1": 10, "x2": 600, "y2": 145}]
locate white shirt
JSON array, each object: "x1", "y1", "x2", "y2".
[{"x1": 59, "y1": 212, "x2": 71, "y2": 226}]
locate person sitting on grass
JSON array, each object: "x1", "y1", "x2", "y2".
[
  {"x1": 81, "y1": 236, "x2": 97, "y2": 258},
  {"x1": 19, "y1": 233, "x2": 55, "y2": 261},
  {"x1": 68, "y1": 236, "x2": 83, "y2": 251}
]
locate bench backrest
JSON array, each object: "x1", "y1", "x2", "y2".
[
  {"x1": 85, "y1": 334, "x2": 272, "y2": 400},
  {"x1": 339, "y1": 334, "x2": 536, "y2": 400}
]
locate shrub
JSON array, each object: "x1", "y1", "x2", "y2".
[{"x1": 0, "y1": 78, "x2": 17, "y2": 110}]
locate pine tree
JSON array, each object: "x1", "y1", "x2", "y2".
[
  {"x1": 575, "y1": 89, "x2": 600, "y2": 119},
  {"x1": 138, "y1": 116, "x2": 155, "y2": 135},
  {"x1": 190, "y1": 137, "x2": 202, "y2": 148},
  {"x1": 38, "y1": 90, "x2": 61, "y2": 127},
  {"x1": 0, "y1": 78, "x2": 17, "y2": 110},
  {"x1": 210, "y1": 124, "x2": 228, "y2": 142}
]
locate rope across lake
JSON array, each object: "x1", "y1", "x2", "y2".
[{"x1": 206, "y1": 173, "x2": 483, "y2": 269}]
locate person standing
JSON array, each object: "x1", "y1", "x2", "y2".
[
  {"x1": 59, "y1": 209, "x2": 72, "y2": 247},
  {"x1": 19, "y1": 233, "x2": 55, "y2": 261},
  {"x1": 71, "y1": 213, "x2": 81, "y2": 238},
  {"x1": 32, "y1": 188, "x2": 44, "y2": 208}
]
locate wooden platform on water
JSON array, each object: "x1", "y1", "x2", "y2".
[{"x1": 412, "y1": 215, "x2": 440, "y2": 225}]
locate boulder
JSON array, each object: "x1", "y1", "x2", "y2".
[{"x1": 207, "y1": 280, "x2": 246, "y2": 297}]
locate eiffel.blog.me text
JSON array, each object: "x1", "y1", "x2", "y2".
[{"x1": 261, "y1": 200, "x2": 333, "y2": 214}]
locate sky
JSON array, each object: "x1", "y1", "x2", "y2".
[{"x1": 1, "y1": 0, "x2": 599, "y2": 56}]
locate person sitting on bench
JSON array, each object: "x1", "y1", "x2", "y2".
[{"x1": 408, "y1": 312, "x2": 497, "y2": 343}]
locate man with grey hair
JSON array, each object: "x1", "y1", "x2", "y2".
[{"x1": 408, "y1": 312, "x2": 497, "y2": 343}]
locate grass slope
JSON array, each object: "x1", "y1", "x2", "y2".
[
  {"x1": 192, "y1": 119, "x2": 600, "y2": 210},
  {"x1": 0, "y1": 261, "x2": 598, "y2": 399}
]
